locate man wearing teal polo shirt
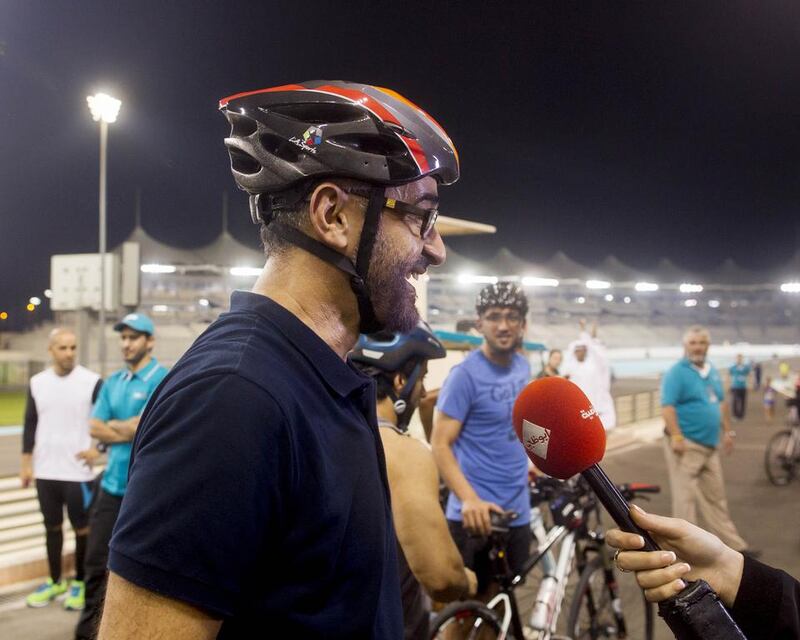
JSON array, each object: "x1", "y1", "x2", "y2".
[
  {"x1": 75, "y1": 313, "x2": 167, "y2": 640},
  {"x1": 661, "y1": 325, "x2": 752, "y2": 555}
]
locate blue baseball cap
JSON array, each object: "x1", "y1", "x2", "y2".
[{"x1": 113, "y1": 313, "x2": 155, "y2": 336}]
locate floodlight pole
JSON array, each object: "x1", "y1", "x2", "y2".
[
  {"x1": 98, "y1": 119, "x2": 108, "y2": 377},
  {"x1": 88, "y1": 92, "x2": 120, "y2": 376}
]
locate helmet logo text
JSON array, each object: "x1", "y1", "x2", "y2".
[{"x1": 289, "y1": 126, "x2": 323, "y2": 155}]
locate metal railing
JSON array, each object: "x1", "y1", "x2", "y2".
[{"x1": 615, "y1": 390, "x2": 661, "y2": 426}]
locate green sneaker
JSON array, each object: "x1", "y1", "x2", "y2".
[
  {"x1": 25, "y1": 578, "x2": 68, "y2": 607},
  {"x1": 63, "y1": 579, "x2": 85, "y2": 611}
]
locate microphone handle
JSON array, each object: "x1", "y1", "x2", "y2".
[
  {"x1": 581, "y1": 466, "x2": 748, "y2": 638},
  {"x1": 581, "y1": 464, "x2": 660, "y2": 551}
]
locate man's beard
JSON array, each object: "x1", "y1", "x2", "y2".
[
  {"x1": 366, "y1": 228, "x2": 425, "y2": 333},
  {"x1": 485, "y1": 334, "x2": 518, "y2": 356}
]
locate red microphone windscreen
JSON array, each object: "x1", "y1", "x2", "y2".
[{"x1": 513, "y1": 377, "x2": 607, "y2": 479}]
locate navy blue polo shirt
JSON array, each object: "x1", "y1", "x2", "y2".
[{"x1": 108, "y1": 291, "x2": 403, "y2": 639}]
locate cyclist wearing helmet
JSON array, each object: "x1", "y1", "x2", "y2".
[
  {"x1": 351, "y1": 323, "x2": 478, "y2": 639},
  {"x1": 99, "y1": 81, "x2": 457, "y2": 640},
  {"x1": 431, "y1": 282, "x2": 533, "y2": 596}
]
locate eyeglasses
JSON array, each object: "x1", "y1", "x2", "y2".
[
  {"x1": 348, "y1": 192, "x2": 439, "y2": 240},
  {"x1": 483, "y1": 311, "x2": 524, "y2": 325}
]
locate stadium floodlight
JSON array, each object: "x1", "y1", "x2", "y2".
[
  {"x1": 522, "y1": 276, "x2": 559, "y2": 287},
  {"x1": 604, "y1": 294, "x2": 614, "y2": 302},
  {"x1": 635, "y1": 281, "x2": 659, "y2": 292},
  {"x1": 457, "y1": 274, "x2": 498, "y2": 285},
  {"x1": 780, "y1": 282, "x2": 800, "y2": 293},
  {"x1": 684, "y1": 299, "x2": 698, "y2": 307},
  {"x1": 141, "y1": 264, "x2": 177, "y2": 274},
  {"x1": 29, "y1": 297, "x2": 42, "y2": 306},
  {"x1": 586, "y1": 280, "x2": 611, "y2": 289},
  {"x1": 86, "y1": 93, "x2": 122, "y2": 123},
  {"x1": 708, "y1": 299, "x2": 721, "y2": 308},
  {"x1": 680, "y1": 283, "x2": 704, "y2": 293},
  {"x1": 230, "y1": 267, "x2": 262, "y2": 277}
]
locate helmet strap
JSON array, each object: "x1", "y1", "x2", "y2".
[
  {"x1": 352, "y1": 187, "x2": 385, "y2": 333},
  {"x1": 393, "y1": 362, "x2": 423, "y2": 431}
]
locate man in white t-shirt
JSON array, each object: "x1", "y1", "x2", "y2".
[{"x1": 20, "y1": 329, "x2": 102, "y2": 610}]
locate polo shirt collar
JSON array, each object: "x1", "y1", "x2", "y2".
[
  {"x1": 230, "y1": 290, "x2": 371, "y2": 398},
  {"x1": 125, "y1": 357, "x2": 160, "y2": 382},
  {"x1": 683, "y1": 357, "x2": 711, "y2": 379}
]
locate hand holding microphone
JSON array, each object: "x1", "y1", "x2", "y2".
[{"x1": 512, "y1": 377, "x2": 746, "y2": 640}]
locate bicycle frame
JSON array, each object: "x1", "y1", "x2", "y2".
[{"x1": 478, "y1": 478, "x2": 652, "y2": 640}]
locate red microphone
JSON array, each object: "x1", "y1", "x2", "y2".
[
  {"x1": 513, "y1": 377, "x2": 657, "y2": 550},
  {"x1": 514, "y1": 376, "x2": 748, "y2": 640}
]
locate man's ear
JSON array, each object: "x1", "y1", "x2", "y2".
[
  {"x1": 393, "y1": 372, "x2": 407, "y2": 395},
  {"x1": 307, "y1": 182, "x2": 359, "y2": 252}
]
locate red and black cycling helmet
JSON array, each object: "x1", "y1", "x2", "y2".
[
  {"x1": 219, "y1": 80, "x2": 459, "y2": 199},
  {"x1": 219, "y1": 81, "x2": 459, "y2": 333}
]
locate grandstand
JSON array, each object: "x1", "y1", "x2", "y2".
[{"x1": 5, "y1": 214, "x2": 799, "y2": 368}]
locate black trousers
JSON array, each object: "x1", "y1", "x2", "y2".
[
  {"x1": 732, "y1": 388, "x2": 747, "y2": 419},
  {"x1": 448, "y1": 519, "x2": 532, "y2": 594},
  {"x1": 75, "y1": 489, "x2": 122, "y2": 640}
]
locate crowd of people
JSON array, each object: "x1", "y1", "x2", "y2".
[{"x1": 15, "y1": 80, "x2": 800, "y2": 639}]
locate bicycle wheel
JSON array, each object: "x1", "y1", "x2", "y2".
[
  {"x1": 566, "y1": 556, "x2": 653, "y2": 640},
  {"x1": 429, "y1": 600, "x2": 504, "y2": 639},
  {"x1": 765, "y1": 430, "x2": 797, "y2": 486}
]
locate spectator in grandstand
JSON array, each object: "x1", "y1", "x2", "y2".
[
  {"x1": 75, "y1": 314, "x2": 167, "y2": 640},
  {"x1": 21, "y1": 329, "x2": 101, "y2": 611},
  {"x1": 432, "y1": 282, "x2": 533, "y2": 596},
  {"x1": 562, "y1": 319, "x2": 616, "y2": 430},
  {"x1": 537, "y1": 348, "x2": 562, "y2": 378},
  {"x1": 728, "y1": 354, "x2": 751, "y2": 420},
  {"x1": 97, "y1": 82, "x2": 455, "y2": 639},
  {"x1": 351, "y1": 323, "x2": 477, "y2": 639},
  {"x1": 606, "y1": 506, "x2": 799, "y2": 639},
  {"x1": 661, "y1": 325, "x2": 756, "y2": 557}
]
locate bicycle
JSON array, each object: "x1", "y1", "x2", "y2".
[
  {"x1": 765, "y1": 408, "x2": 800, "y2": 486},
  {"x1": 429, "y1": 477, "x2": 660, "y2": 640}
]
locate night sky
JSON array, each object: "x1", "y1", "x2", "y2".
[{"x1": 1, "y1": 1, "x2": 799, "y2": 321}]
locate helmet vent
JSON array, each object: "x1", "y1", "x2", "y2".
[
  {"x1": 268, "y1": 102, "x2": 366, "y2": 124},
  {"x1": 228, "y1": 148, "x2": 262, "y2": 175},
  {"x1": 228, "y1": 113, "x2": 258, "y2": 137},
  {"x1": 328, "y1": 133, "x2": 406, "y2": 157},
  {"x1": 259, "y1": 133, "x2": 303, "y2": 163}
]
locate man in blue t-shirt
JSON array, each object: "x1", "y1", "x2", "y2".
[
  {"x1": 729, "y1": 354, "x2": 752, "y2": 420},
  {"x1": 661, "y1": 326, "x2": 753, "y2": 555},
  {"x1": 432, "y1": 282, "x2": 532, "y2": 594},
  {"x1": 75, "y1": 313, "x2": 167, "y2": 640}
]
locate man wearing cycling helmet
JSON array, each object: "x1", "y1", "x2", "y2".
[
  {"x1": 351, "y1": 323, "x2": 478, "y2": 639},
  {"x1": 432, "y1": 282, "x2": 533, "y2": 595},
  {"x1": 98, "y1": 81, "x2": 456, "y2": 639}
]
